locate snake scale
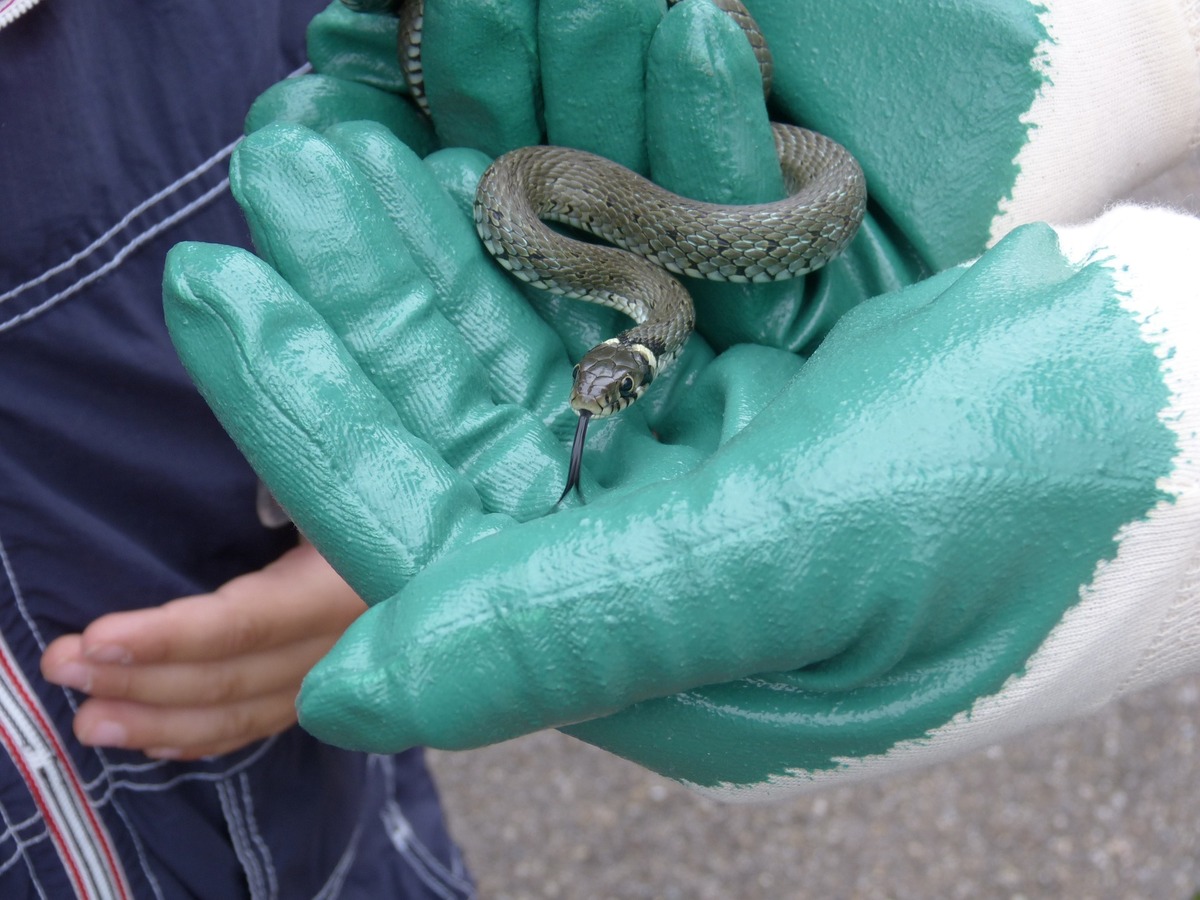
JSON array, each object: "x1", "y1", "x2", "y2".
[{"x1": 399, "y1": 0, "x2": 867, "y2": 500}]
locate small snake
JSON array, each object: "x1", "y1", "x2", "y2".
[{"x1": 399, "y1": 0, "x2": 867, "y2": 501}]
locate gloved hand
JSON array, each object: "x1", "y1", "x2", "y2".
[{"x1": 165, "y1": 0, "x2": 1200, "y2": 797}]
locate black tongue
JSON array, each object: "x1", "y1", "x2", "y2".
[{"x1": 558, "y1": 411, "x2": 591, "y2": 504}]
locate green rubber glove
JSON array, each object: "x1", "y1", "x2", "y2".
[{"x1": 165, "y1": 0, "x2": 1200, "y2": 796}]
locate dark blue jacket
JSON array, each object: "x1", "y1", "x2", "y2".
[{"x1": 0, "y1": 1, "x2": 472, "y2": 896}]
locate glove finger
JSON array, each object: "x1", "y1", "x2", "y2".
[
  {"x1": 323, "y1": 125, "x2": 575, "y2": 435},
  {"x1": 646, "y1": 0, "x2": 838, "y2": 356},
  {"x1": 538, "y1": 0, "x2": 664, "y2": 173},
  {"x1": 232, "y1": 123, "x2": 565, "y2": 519},
  {"x1": 163, "y1": 242, "x2": 503, "y2": 604},
  {"x1": 295, "y1": 452, "x2": 847, "y2": 752},
  {"x1": 648, "y1": 0, "x2": 781, "y2": 202},
  {"x1": 308, "y1": 3, "x2": 408, "y2": 94},
  {"x1": 245, "y1": 74, "x2": 436, "y2": 156},
  {"x1": 421, "y1": 0, "x2": 542, "y2": 155}
]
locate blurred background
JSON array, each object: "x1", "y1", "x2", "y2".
[{"x1": 427, "y1": 158, "x2": 1200, "y2": 900}]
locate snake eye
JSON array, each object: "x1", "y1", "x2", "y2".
[
  {"x1": 571, "y1": 364, "x2": 581, "y2": 382},
  {"x1": 618, "y1": 375, "x2": 636, "y2": 397}
]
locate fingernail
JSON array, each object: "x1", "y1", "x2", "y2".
[
  {"x1": 46, "y1": 662, "x2": 91, "y2": 692},
  {"x1": 84, "y1": 644, "x2": 132, "y2": 665},
  {"x1": 82, "y1": 721, "x2": 127, "y2": 748}
]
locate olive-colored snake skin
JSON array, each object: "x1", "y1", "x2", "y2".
[{"x1": 399, "y1": 0, "x2": 867, "y2": 500}]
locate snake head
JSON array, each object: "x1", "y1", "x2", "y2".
[
  {"x1": 569, "y1": 340, "x2": 656, "y2": 419},
  {"x1": 558, "y1": 341, "x2": 657, "y2": 504}
]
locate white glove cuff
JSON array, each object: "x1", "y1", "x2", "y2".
[{"x1": 990, "y1": 0, "x2": 1200, "y2": 242}]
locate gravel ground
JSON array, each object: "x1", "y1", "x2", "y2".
[
  {"x1": 427, "y1": 158, "x2": 1200, "y2": 900},
  {"x1": 429, "y1": 677, "x2": 1200, "y2": 899}
]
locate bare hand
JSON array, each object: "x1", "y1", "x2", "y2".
[{"x1": 41, "y1": 540, "x2": 364, "y2": 759}]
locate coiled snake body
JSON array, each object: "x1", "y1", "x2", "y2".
[{"x1": 401, "y1": 0, "x2": 867, "y2": 499}]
